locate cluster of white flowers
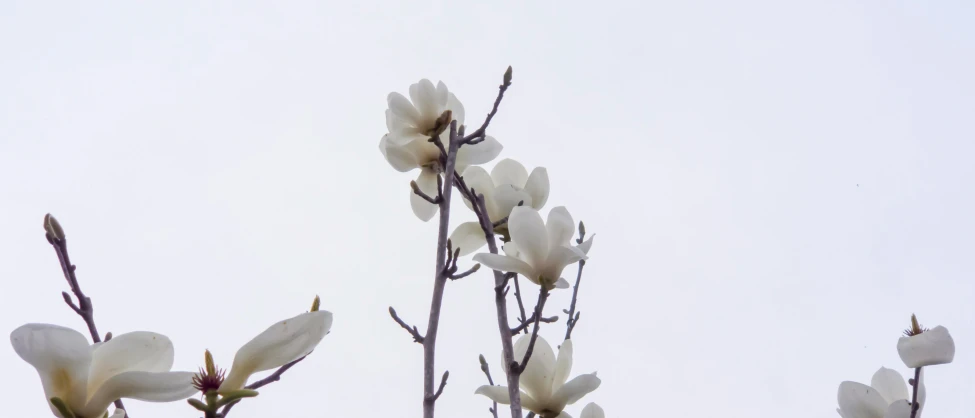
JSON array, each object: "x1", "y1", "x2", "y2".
[{"x1": 835, "y1": 316, "x2": 955, "y2": 418}]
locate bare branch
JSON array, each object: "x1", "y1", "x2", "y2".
[
  {"x1": 462, "y1": 66, "x2": 512, "y2": 145},
  {"x1": 479, "y1": 355, "x2": 499, "y2": 418},
  {"x1": 449, "y1": 264, "x2": 480, "y2": 280},
  {"x1": 428, "y1": 371, "x2": 449, "y2": 402},
  {"x1": 909, "y1": 367, "x2": 922, "y2": 418},
  {"x1": 512, "y1": 273, "x2": 528, "y2": 326},
  {"x1": 513, "y1": 287, "x2": 550, "y2": 374},
  {"x1": 411, "y1": 180, "x2": 442, "y2": 205},
  {"x1": 389, "y1": 307, "x2": 425, "y2": 344},
  {"x1": 511, "y1": 313, "x2": 559, "y2": 335},
  {"x1": 564, "y1": 221, "x2": 588, "y2": 341},
  {"x1": 218, "y1": 355, "x2": 308, "y2": 417}
]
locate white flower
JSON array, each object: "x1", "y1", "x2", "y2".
[
  {"x1": 379, "y1": 79, "x2": 503, "y2": 221},
  {"x1": 10, "y1": 323, "x2": 197, "y2": 418},
  {"x1": 476, "y1": 336, "x2": 600, "y2": 418},
  {"x1": 474, "y1": 206, "x2": 590, "y2": 289},
  {"x1": 580, "y1": 403, "x2": 605, "y2": 418},
  {"x1": 449, "y1": 159, "x2": 550, "y2": 256},
  {"x1": 897, "y1": 326, "x2": 955, "y2": 368},
  {"x1": 219, "y1": 310, "x2": 333, "y2": 391},
  {"x1": 836, "y1": 367, "x2": 925, "y2": 418}
]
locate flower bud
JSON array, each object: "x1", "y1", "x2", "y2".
[{"x1": 44, "y1": 213, "x2": 65, "y2": 243}]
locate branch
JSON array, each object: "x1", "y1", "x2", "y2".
[
  {"x1": 512, "y1": 273, "x2": 528, "y2": 326},
  {"x1": 514, "y1": 287, "x2": 550, "y2": 374},
  {"x1": 462, "y1": 66, "x2": 512, "y2": 144},
  {"x1": 479, "y1": 355, "x2": 499, "y2": 418},
  {"x1": 43, "y1": 214, "x2": 129, "y2": 417},
  {"x1": 427, "y1": 371, "x2": 449, "y2": 402},
  {"x1": 411, "y1": 180, "x2": 442, "y2": 205},
  {"x1": 909, "y1": 367, "x2": 922, "y2": 418},
  {"x1": 389, "y1": 307, "x2": 424, "y2": 343},
  {"x1": 218, "y1": 355, "x2": 307, "y2": 417},
  {"x1": 564, "y1": 222, "x2": 588, "y2": 341}
]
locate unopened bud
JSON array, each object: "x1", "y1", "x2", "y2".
[
  {"x1": 215, "y1": 389, "x2": 259, "y2": 407},
  {"x1": 310, "y1": 295, "x2": 321, "y2": 312},
  {"x1": 578, "y1": 221, "x2": 586, "y2": 239},
  {"x1": 503, "y1": 66, "x2": 513, "y2": 85},
  {"x1": 478, "y1": 354, "x2": 489, "y2": 372},
  {"x1": 104, "y1": 332, "x2": 113, "y2": 341},
  {"x1": 204, "y1": 350, "x2": 216, "y2": 376},
  {"x1": 44, "y1": 214, "x2": 65, "y2": 243},
  {"x1": 187, "y1": 398, "x2": 208, "y2": 412}
]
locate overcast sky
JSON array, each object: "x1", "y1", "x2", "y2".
[{"x1": 1, "y1": 1, "x2": 973, "y2": 417}]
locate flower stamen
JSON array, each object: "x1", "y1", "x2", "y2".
[{"x1": 903, "y1": 313, "x2": 928, "y2": 337}]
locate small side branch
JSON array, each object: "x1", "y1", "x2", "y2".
[
  {"x1": 513, "y1": 287, "x2": 550, "y2": 374},
  {"x1": 511, "y1": 313, "x2": 559, "y2": 335},
  {"x1": 463, "y1": 66, "x2": 512, "y2": 145},
  {"x1": 512, "y1": 274, "x2": 528, "y2": 325},
  {"x1": 564, "y1": 222, "x2": 588, "y2": 341},
  {"x1": 389, "y1": 307, "x2": 424, "y2": 343},
  {"x1": 411, "y1": 180, "x2": 443, "y2": 205},
  {"x1": 428, "y1": 371, "x2": 449, "y2": 402},
  {"x1": 479, "y1": 355, "x2": 499, "y2": 418},
  {"x1": 218, "y1": 356, "x2": 308, "y2": 417}
]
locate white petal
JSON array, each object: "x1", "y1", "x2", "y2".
[
  {"x1": 546, "y1": 207, "x2": 575, "y2": 248},
  {"x1": 460, "y1": 166, "x2": 496, "y2": 212},
  {"x1": 410, "y1": 79, "x2": 440, "y2": 120},
  {"x1": 581, "y1": 403, "x2": 605, "y2": 418},
  {"x1": 449, "y1": 222, "x2": 487, "y2": 256},
  {"x1": 542, "y1": 246, "x2": 587, "y2": 287},
  {"x1": 871, "y1": 367, "x2": 908, "y2": 403},
  {"x1": 502, "y1": 242, "x2": 522, "y2": 258},
  {"x1": 519, "y1": 391, "x2": 544, "y2": 414},
  {"x1": 555, "y1": 277, "x2": 570, "y2": 289},
  {"x1": 474, "y1": 385, "x2": 512, "y2": 405},
  {"x1": 493, "y1": 185, "x2": 533, "y2": 221},
  {"x1": 524, "y1": 167, "x2": 550, "y2": 209},
  {"x1": 387, "y1": 92, "x2": 421, "y2": 125},
  {"x1": 514, "y1": 334, "x2": 556, "y2": 404},
  {"x1": 897, "y1": 326, "x2": 955, "y2": 368},
  {"x1": 491, "y1": 158, "x2": 529, "y2": 187},
  {"x1": 410, "y1": 170, "x2": 440, "y2": 222},
  {"x1": 552, "y1": 339, "x2": 573, "y2": 393},
  {"x1": 556, "y1": 412, "x2": 574, "y2": 418},
  {"x1": 10, "y1": 323, "x2": 91, "y2": 410},
  {"x1": 577, "y1": 235, "x2": 595, "y2": 255},
  {"x1": 82, "y1": 371, "x2": 196, "y2": 418},
  {"x1": 508, "y1": 207, "x2": 549, "y2": 270},
  {"x1": 220, "y1": 310, "x2": 333, "y2": 391},
  {"x1": 884, "y1": 400, "x2": 911, "y2": 418},
  {"x1": 379, "y1": 135, "x2": 419, "y2": 172},
  {"x1": 435, "y1": 81, "x2": 450, "y2": 109},
  {"x1": 447, "y1": 92, "x2": 465, "y2": 126},
  {"x1": 837, "y1": 381, "x2": 888, "y2": 418},
  {"x1": 472, "y1": 253, "x2": 536, "y2": 279},
  {"x1": 456, "y1": 135, "x2": 503, "y2": 169},
  {"x1": 554, "y1": 373, "x2": 601, "y2": 406},
  {"x1": 109, "y1": 408, "x2": 127, "y2": 418},
  {"x1": 88, "y1": 331, "x2": 175, "y2": 397}
]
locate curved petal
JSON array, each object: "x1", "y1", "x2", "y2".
[
  {"x1": 220, "y1": 311, "x2": 333, "y2": 391},
  {"x1": 547, "y1": 207, "x2": 576, "y2": 248},
  {"x1": 577, "y1": 235, "x2": 595, "y2": 255},
  {"x1": 491, "y1": 159, "x2": 529, "y2": 187},
  {"x1": 387, "y1": 92, "x2": 421, "y2": 125},
  {"x1": 10, "y1": 323, "x2": 91, "y2": 410},
  {"x1": 435, "y1": 81, "x2": 450, "y2": 110},
  {"x1": 456, "y1": 135, "x2": 503, "y2": 169},
  {"x1": 502, "y1": 242, "x2": 522, "y2": 259},
  {"x1": 897, "y1": 326, "x2": 955, "y2": 368},
  {"x1": 519, "y1": 391, "x2": 544, "y2": 414},
  {"x1": 82, "y1": 371, "x2": 196, "y2": 418},
  {"x1": 514, "y1": 334, "x2": 556, "y2": 404},
  {"x1": 88, "y1": 331, "x2": 175, "y2": 397},
  {"x1": 410, "y1": 170, "x2": 440, "y2": 222},
  {"x1": 871, "y1": 367, "x2": 908, "y2": 403},
  {"x1": 552, "y1": 339, "x2": 573, "y2": 393},
  {"x1": 473, "y1": 253, "x2": 536, "y2": 280},
  {"x1": 475, "y1": 385, "x2": 512, "y2": 405},
  {"x1": 884, "y1": 400, "x2": 911, "y2": 418},
  {"x1": 837, "y1": 381, "x2": 888, "y2": 418},
  {"x1": 410, "y1": 79, "x2": 440, "y2": 120},
  {"x1": 380, "y1": 135, "x2": 419, "y2": 172},
  {"x1": 555, "y1": 277, "x2": 570, "y2": 289},
  {"x1": 581, "y1": 403, "x2": 605, "y2": 418},
  {"x1": 447, "y1": 92, "x2": 465, "y2": 126},
  {"x1": 449, "y1": 222, "x2": 487, "y2": 256},
  {"x1": 460, "y1": 166, "x2": 496, "y2": 212},
  {"x1": 554, "y1": 373, "x2": 601, "y2": 406},
  {"x1": 385, "y1": 111, "x2": 426, "y2": 145},
  {"x1": 508, "y1": 207, "x2": 549, "y2": 271},
  {"x1": 541, "y1": 246, "x2": 587, "y2": 288},
  {"x1": 524, "y1": 167, "x2": 550, "y2": 209},
  {"x1": 494, "y1": 185, "x2": 533, "y2": 221}
]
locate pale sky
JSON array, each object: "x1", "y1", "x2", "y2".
[{"x1": 1, "y1": 1, "x2": 973, "y2": 417}]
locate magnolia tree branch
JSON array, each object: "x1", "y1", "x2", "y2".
[
  {"x1": 479, "y1": 355, "x2": 499, "y2": 418},
  {"x1": 512, "y1": 274, "x2": 529, "y2": 327},
  {"x1": 514, "y1": 287, "x2": 550, "y2": 374},
  {"x1": 217, "y1": 355, "x2": 308, "y2": 418},
  {"x1": 909, "y1": 367, "x2": 922, "y2": 418},
  {"x1": 43, "y1": 215, "x2": 129, "y2": 417},
  {"x1": 564, "y1": 222, "x2": 588, "y2": 341},
  {"x1": 511, "y1": 312, "x2": 559, "y2": 335}
]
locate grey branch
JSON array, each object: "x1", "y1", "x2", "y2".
[
  {"x1": 218, "y1": 355, "x2": 308, "y2": 418},
  {"x1": 564, "y1": 222, "x2": 588, "y2": 341},
  {"x1": 513, "y1": 287, "x2": 550, "y2": 374},
  {"x1": 511, "y1": 313, "x2": 559, "y2": 335},
  {"x1": 389, "y1": 307, "x2": 424, "y2": 344}
]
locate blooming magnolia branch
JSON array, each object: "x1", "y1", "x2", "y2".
[
  {"x1": 42, "y1": 214, "x2": 129, "y2": 417},
  {"x1": 564, "y1": 222, "x2": 587, "y2": 341}
]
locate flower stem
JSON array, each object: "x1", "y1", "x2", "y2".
[{"x1": 909, "y1": 367, "x2": 922, "y2": 418}]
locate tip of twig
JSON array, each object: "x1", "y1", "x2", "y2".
[
  {"x1": 44, "y1": 213, "x2": 65, "y2": 243},
  {"x1": 503, "y1": 66, "x2": 513, "y2": 85}
]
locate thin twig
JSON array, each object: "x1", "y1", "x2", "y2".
[
  {"x1": 479, "y1": 355, "x2": 499, "y2": 418},
  {"x1": 218, "y1": 356, "x2": 307, "y2": 417},
  {"x1": 564, "y1": 223, "x2": 588, "y2": 341},
  {"x1": 449, "y1": 264, "x2": 480, "y2": 280},
  {"x1": 389, "y1": 307, "x2": 424, "y2": 343},
  {"x1": 429, "y1": 371, "x2": 449, "y2": 401},
  {"x1": 511, "y1": 313, "x2": 559, "y2": 335},
  {"x1": 909, "y1": 367, "x2": 922, "y2": 418},
  {"x1": 512, "y1": 273, "x2": 528, "y2": 325},
  {"x1": 411, "y1": 180, "x2": 442, "y2": 205},
  {"x1": 463, "y1": 66, "x2": 512, "y2": 144},
  {"x1": 43, "y1": 215, "x2": 129, "y2": 417},
  {"x1": 514, "y1": 287, "x2": 550, "y2": 374}
]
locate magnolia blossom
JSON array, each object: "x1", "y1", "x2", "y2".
[
  {"x1": 10, "y1": 324, "x2": 196, "y2": 418},
  {"x1": 897, "y1": 325, "x2": 955, "y2": 368},
  {"x1": 476, "y1": 335, "x2": 600, "y2": 418},
  {"x1": 220, "y1": 310, "x2": 333, "y2": 391},
  {"x1": 836, "y1": 367, "x2": 925, "y2": 418},
  {"x1": 474, "y1": 206, "x2": 592, "y2": 289},
  {"x1": 449, "y1": 159, "x2": 550, "y2": 255},
  {"x1": 580, "y1": 403, "x2": 605, "y2": 418},
  {"x1": 379, "y1": 79, "x2": 503, "y2": 221}
]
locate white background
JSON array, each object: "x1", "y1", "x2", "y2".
[{"x1": 1, "y1": 1, "x2": 972, "y2": 417}]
